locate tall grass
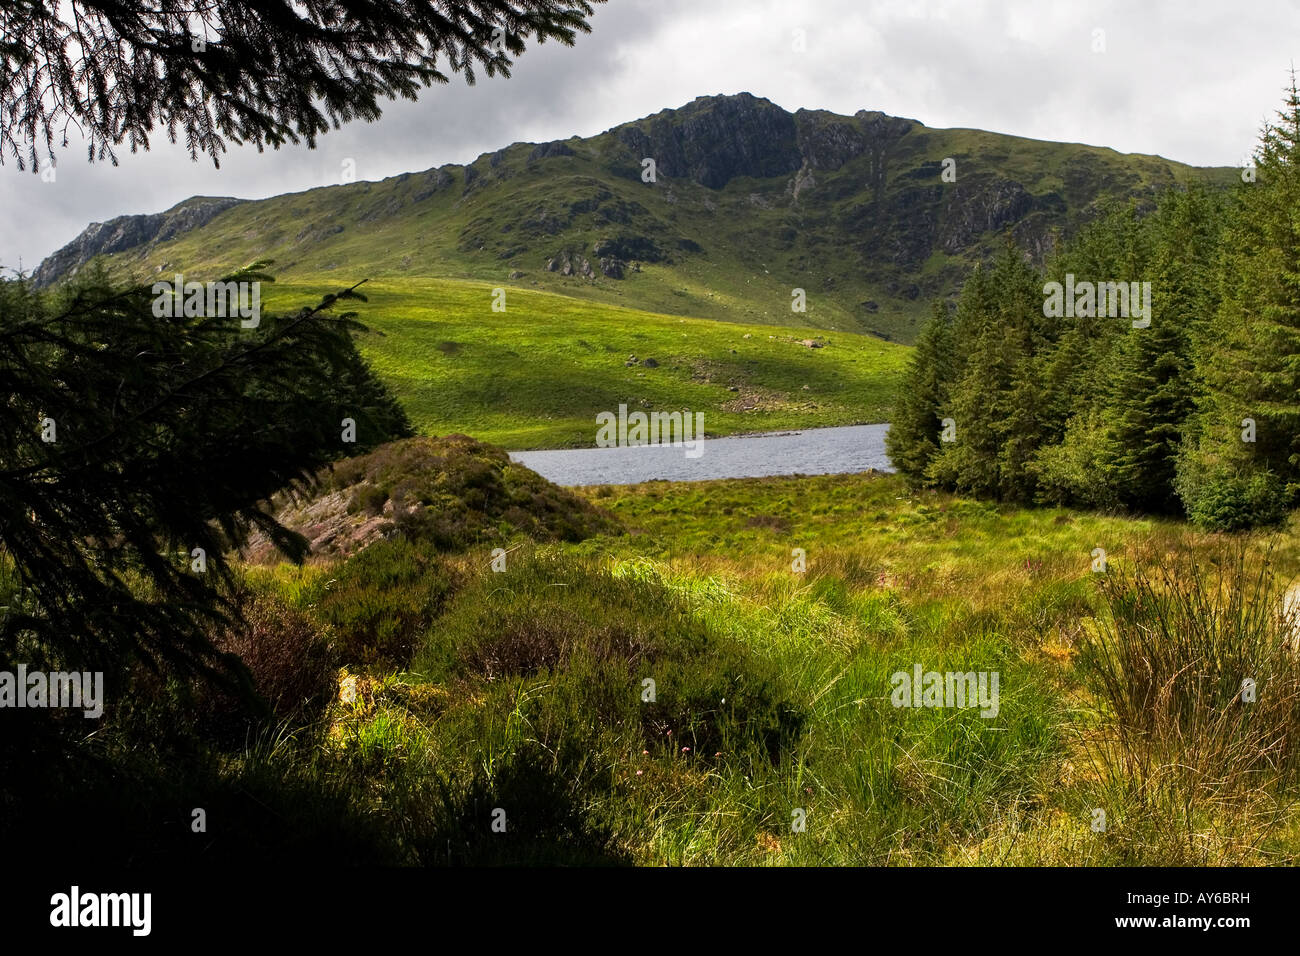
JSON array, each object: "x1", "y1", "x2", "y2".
[
  {"x1": 1076, "y1": 540, "x2": 1300, "y2": 861},
  {"x1": 12, "y1": 472, "x2": 1299, "y2": 866}
]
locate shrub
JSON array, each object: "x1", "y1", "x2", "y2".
[
  {"x1": 191, "y1": 590, "x2": 338, "y2": 745},
  {"x1": 347, "y1": 484, "x2": 389, "y2": 517},
  {"x1": 310, "y1": 538, "x2": 457, "y2": 666},
  {"x1": 415, "y1": 550, "x2": 805, "y2": 765},
  {"x1": 1178, "y1": 468, "x2": 1288, "y2": 531}
]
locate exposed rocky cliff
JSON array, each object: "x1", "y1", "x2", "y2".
[{"x1": 34, "y1": 197, "x2": 244, "y2": 287}]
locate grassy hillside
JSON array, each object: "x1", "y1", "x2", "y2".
[
  {"x1": 38, "y1": 94, "x2": 1238, "y2": 343},
  {"x1": 261, "y1": 274, "x2": 910, "y2": 448}
]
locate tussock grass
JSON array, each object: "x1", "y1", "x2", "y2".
[{"x1": 1072, "y1": 540, "x2": 1300, "y2": 862}]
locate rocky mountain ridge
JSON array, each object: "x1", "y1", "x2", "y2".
[{"x1": 34, "y1": 93, "x2": 1235, "y2": 341}]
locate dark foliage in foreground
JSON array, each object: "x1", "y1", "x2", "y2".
[
  {"x1": 2, "y1": 0, "x2": 604, "y2": 168},
  {"x1": 0, "y1": 265, "x2": 412, "y2": 682}
]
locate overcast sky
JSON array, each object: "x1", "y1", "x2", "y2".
[{"x1": 3, "y1": 0, "x2": 1298, "y2": 270}]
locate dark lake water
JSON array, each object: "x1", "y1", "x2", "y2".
[{"x1": 510, "y1": 423, "x2": 894, "y2": 486}]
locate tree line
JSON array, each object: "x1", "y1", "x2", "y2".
[{"x1": 888, "y1": 82, "x2": 1300, "y2": 532}]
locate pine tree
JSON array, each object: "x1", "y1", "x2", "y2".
[
  {"x1": 1177, "y1": 79, "x2": 1300, "y2": 528},
  {"x1": 885, "y1": 298, "x2": 954, "y2": 485},
  {"x1": 1102, "y1": 312, "x2": 1195, "y2": 511},
  {"x1": 0, "y1": 266, "x2": 413, "y2": 681},
  {"x1": 1, "y1": 1, "x2": 603, "y2": 169},
  {"x1": 927, "y1": 243, "x2": 1043, "y2": 500},
  {"x1": 1101, "y1": 187, "x2": 1222, "y2": 513}
]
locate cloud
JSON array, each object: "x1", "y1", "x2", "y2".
[{"x1": 3, "y1": 0, "x2": 1296, "y2": 269}]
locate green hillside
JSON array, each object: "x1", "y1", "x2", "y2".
[
  {"x1": 262, "y1": 275, "x2": 909, "y2": 449},
  {"x1": 37, "y1": 94, "x2": 1237, "y2": 344}
]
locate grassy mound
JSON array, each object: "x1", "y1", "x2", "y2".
[{"x1": 242, "y1": 434, "x2": 619, "y2": 563}]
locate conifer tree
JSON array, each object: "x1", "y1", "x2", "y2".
[
  {"x1": 886, "y1": 298, "x2": 954, "y2": 485},
  {"x1": 1, "y1": 0, "x2": 604, "y2": 169},
  {"x1": 1177, "y1": 79, "x2": 1300, "y2": 528},
  {"x1": 927, "y1": 244, "x2": 1043, "y2": 500},
  {"x1": 1101, "y1": 188, "x2": 1222, "y2": 513},
  {"x1": 0, "y1": 266, "x2": 413, "y2": 680}
]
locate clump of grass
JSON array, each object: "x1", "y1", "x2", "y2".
[
  {"x1": 1077, "y1": 540, "x2": 1300, "y2": 853},
  {"x1": 190, "y1": 589, "x2": 339, "y2": 745}
]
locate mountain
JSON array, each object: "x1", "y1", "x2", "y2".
[{"x1": 34, "y1": 93, "x2": 1236, "y2": 342}]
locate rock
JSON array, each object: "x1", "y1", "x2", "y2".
[
  {"x1": 594, "y1": 236, "x2": 664, "y2": 262},
  {"x1": 613, "y1": 92, "x2": 802, "y2": 189},
  {"x1": 412, "y1": 167, "x2": 453, "y2": 202},
  {"x1": 743, "y1": 333, "x2": 752, "y2": 339},
  {"x1": 727, "y1": 385, "x2": 739, "y2": 392},
  {"x1": 545, "y1": 250, "x2": 594, "y2": 277},
  {"x1": 937, "y1": 179, "x2": 1035, "y2": 254},
  {"x1": 295, "y1": 222, "x2": 344, "y2": 243},
  {"x1": 509, "y1": 270, "x2": 525, "y2": 279},
  {"x1": 799, "y1": 339, "x2": 824, "y2": 348},
  {"x1": 794, "y1": 117, "x2": 864, "y2": 172},
  {"x1": 599, "y1": 256, "x2": 625, "y2": 279},
  {"x1": 529, "y1": 140, "x2": 575, "y2": 161},
  {"x1": 625, "y1": 355, "x2": 638, "y2": 366},
  {"x1": 789, "y1": 162, "x2": 817, "y2": 200},
  {"x1": 33, "y1": 196, "x2": 245, "y2": 287},
  {"x1": 641, "y1": 358, "x2": 659, "y2": 368}
]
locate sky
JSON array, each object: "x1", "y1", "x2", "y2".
[{"x1": 3, "y1": 0, "x2": 1298, "y2": 270}]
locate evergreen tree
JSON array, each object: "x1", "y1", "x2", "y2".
[
  {"x1": 1177, "y1": 79, "x2": 1300, "y2": 529},
  {"x1": 885, "y1": 298, "x2": 954, "y2": 485},
  {"x1": 927, "y1": 243, "x2": 1044, "y2": 500},
  {"x1": 1, "y1": 0, "x2": 603, "y2": 169},
  {"x1": 1101, "y1": 188, "x2": 1222, "y2": 513},
  {"x1": 0, "y1": 266, "x2": 413, "y2": 681}
]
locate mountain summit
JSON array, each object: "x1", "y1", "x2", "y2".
[{"x1": 35, "y1": 93, "x2": 1233, "y2": 341}]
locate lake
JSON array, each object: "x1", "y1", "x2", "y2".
[{"x1": 510, "y1": 423, "x2": 894, "y2": 486}]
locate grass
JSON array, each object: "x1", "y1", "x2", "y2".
[
  {"x1": 258, "y1": 275, "x2": 909, "y2": 449},
  {"x1": 17, "y1": 467, "x2": 1300, "y2": 866}
]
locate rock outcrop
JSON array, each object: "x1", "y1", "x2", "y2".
[
  {"x1": 615, "y1": 93, "x2": 804, "y2": 189},
  {"x1": 33, "y1": 197, "x2": 244, "y2": 287}
]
